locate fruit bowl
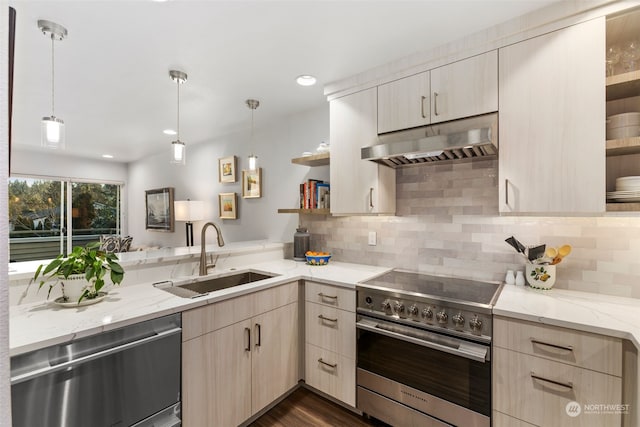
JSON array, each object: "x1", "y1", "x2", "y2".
[
  {"x1": 525, "y1": 264, "x2": 556, "y2": 289},
  {"x1": 305, "y1": 251, "x2": 331, "y2": 266}
]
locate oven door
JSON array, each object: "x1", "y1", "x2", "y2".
[{"x1": 356, "y1": 316, "x2": 491, "y2": 427}]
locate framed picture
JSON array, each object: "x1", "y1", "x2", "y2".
[
  {"x1": 145, "y1": 187, "x2": 175, "y2": 231},
  {"x1": 219, "y1": 155, "x2": 237, "y2": 183},
  {"x1": 242, "y1": 168, "x2": 262, "y2": 198},
  {"x1": 219, "y1": 192, "x2": 238, "y2": 219}
]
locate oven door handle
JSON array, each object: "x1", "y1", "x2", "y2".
[{"x1": 356, "y1": 319, "x2": 488, "y2": 363}]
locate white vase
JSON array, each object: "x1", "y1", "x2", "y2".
[{"x1": 60, "y1": 274, "x2": 91, "y2": 302}]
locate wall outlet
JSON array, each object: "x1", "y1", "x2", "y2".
[{"x1": 368, "y1": 231, "x2": 377, "y2": 246}]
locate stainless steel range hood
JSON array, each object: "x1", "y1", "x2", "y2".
[{"x1": 361, "y1": 113, "x2": 498, "y2": 168}]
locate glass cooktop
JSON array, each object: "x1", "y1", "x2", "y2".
[{"x1": 360, "y1": 270, "x2": 502, "y2": 306}]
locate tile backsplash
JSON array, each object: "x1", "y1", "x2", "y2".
[{"x1": 301, "y1": 159, "x2": 640, "y2": 298}]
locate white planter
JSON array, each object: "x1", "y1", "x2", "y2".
[{"x1": 60, "y1": 274, "x2": 91, "y2": 302}]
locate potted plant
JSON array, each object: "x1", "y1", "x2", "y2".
[{"x1": 33, "y1": 242, "x2": 125, "y2": 304}]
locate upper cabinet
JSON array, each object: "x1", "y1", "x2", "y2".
[
  {"x1": 377, "y1": 72, "x2": 430, "y2": 133},
  {"x1": 430, "y1": 50, "x2": 498, "y2": 124},
  {"x1": 377, "y1": 51, "x2": 498, "y2": 134},
  {"x1": 498, "y1": 18, "x2": 606, "y2": 214},
  {"x1": 330, "y1": 88, "x2": 396, "y2": 215}
]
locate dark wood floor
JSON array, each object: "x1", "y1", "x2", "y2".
[{"x1": 249, "y1": 387, "x2": 385, "y2": 427}]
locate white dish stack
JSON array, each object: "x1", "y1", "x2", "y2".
[
  {"x1": 607, "y1": 176, "x2": 640, "y2": 202},
  {"x1": 606, "y1": 112, "x2": 640, "y2": 140}
]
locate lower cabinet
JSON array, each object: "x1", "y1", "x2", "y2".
[
  {"x1": 493, "y1": 316, "x2": 624, "y2": 427},
  {"x1": 305, "y1": 343, "x2": 356, "y2": 406},
  {"x1": 182, "y1": 282, "x2": 299, "y2": 427},
  {"x1": 304, "y1": 283, "x2": 356, "y2": 407}
]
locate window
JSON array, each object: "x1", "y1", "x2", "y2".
[{"x1": 9, "y1": 176, "x2": 122, "y2": 262}]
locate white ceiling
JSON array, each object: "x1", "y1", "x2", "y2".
[{"x1": 9, "y1": 0, "x2": 558, "y2": 163}]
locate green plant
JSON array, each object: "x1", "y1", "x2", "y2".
[{"x1": 33, "y1": 242, "x2": 125, "y2": 302}]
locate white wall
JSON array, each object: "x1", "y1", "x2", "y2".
[
  {"x1": 127, "y1": 105, "x2": 329, "y2": 248},
  {"x1": 11, "y1": 149, "x2": 127, "y2": 183}
]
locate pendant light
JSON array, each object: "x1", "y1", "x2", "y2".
[
  {"x1": 246, "y1": 99, "x2": 260, "y2": 170},
  {"x1": 169, "y1": 70, "x2": 187, "y2": 165},
  {"x1": 38, "y1": 20, "x2": 67, "y2": 149}
]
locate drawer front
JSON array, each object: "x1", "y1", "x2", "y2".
[
  {"x1": 305, "y1": 281, "x2": 355, "y2": 312},
  {"x1": 305, "y1": 343, "x2": 355, "y2": 407},
  {"x1": 494, "y1": 316, "x2": 622, "y2": 376},
  {"x1": 493, "y1": 411, "x2": 537, "y2": 427},
  {"x1": 183, "y1": 281, "x2": 298, "y2": 341},
  {"x1": 305, "y1": 302, "x2": 356, "y2": 359},
  {"x1": 493, "y1": 347, "x2": 622, "y2": 427}
]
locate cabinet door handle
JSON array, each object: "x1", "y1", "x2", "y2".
[
  {"x1": 369, "y1": 187, "x2": 374, "y2": 209},
  {"x1": 318, "y1": 292, "x2": 338, "y2": 301},
  {"x1": 318, "y1": 314, "x2": 338, "y2": 323},
  {"x1": 433, "y1": 92, "x2": 439, "y2": 116},
  {"x1": 244, "y1": 327, "x2": 251, "y2": 352},
  {"x1": 318, "y1": 358, "x2": 337, "y2": 369},
  {"x1": 504, "y1": 179, "x2": 509, "y2": 206},
  {"x1": 530, "y1": 338, "x2": 573, "y2": 352},
  {"x1": 420, "y1": 95, "x2": 427, "y2": 118},
  {"x1": 530, "y1": 372, "x2": 573, "y2": 390},
  {"x1": 255, "y1": 323, "x2": 261, "y2": 347}
]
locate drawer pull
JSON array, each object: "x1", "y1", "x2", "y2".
[
  {"x1": 530, "y1": 372, "x2": 573, "y2": 390},
  {"x1": 318, "y1": 358, "x2": 337, "y2": 369},
  {"x1": 530, "y1": 338, "x2": 573, "y2": 352},
  {"x1": 318, "y1": 314, "x2": 338, "y2": 323},
  {"x1": 318, "y1": 292, "x2": 338, "y2": 301}
]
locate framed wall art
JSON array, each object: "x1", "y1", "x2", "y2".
[
  {"x1": 145, "y1": 187, "x2": 175, "y2": 231},
  {"x1": 242, "y1": 168, "x2": 262, "y2": 198},
  {"x1": 219, "y1": 155, "x2": 237, "y2": 183},
  {"x1": 219, "y1": 192, "x2": 238, "y2": 219}
]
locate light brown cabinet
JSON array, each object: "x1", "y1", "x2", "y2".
[
  {"x1": 377, "y1": 72, "x2": 430, "y2": 134},
  {"x1": 330, "y1": 88, "x2": 396, "y2": 215},
  {"x1": 376, "y1": 51, "x2": 497, "y2": 134},
  {"x1": 493, "y1": 316, "x2": 624, "y2": 427},
  {"x1": 498, "y1": 18, "x2": 606, "y2": 214},
  {"x1": 430, "y1": 50, "x2": 498, "y2": 124},
  {"x1": 182, "y1": 282, "x2": 299, "y2": 427},
  {"x1": 304, "y1": 281, "x2": 356, "y2": 406}
]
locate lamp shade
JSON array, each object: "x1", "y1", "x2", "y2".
[{"x1": 174, "y1": 200, "x2": 204, "y2": 222}]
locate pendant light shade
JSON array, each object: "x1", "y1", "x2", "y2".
[
  {"x1": 246, "y1": 99, "x2": 260, "y2": 171},
  {"x1": 38, "y1": 20, "x2": 67, "y2": 149},
  {"x1": 169, "y1": 70, "x2": 187, "y2": 165}
]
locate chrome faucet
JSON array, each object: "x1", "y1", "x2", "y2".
[{"x1": 199, "y1": 222, "x2": 225, "y2": 276}]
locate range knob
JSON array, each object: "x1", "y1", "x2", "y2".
[
  {"x1": 381, "y1": 299, "x2": 393, "y2": 315},
  {"x1": 422, "y1": 307, "x2": 434, "y2": 321},
  {"x1": 469, "y1": 316, "x2": 483, "y2": 333},
  {"x1": 452, "y1": 313, "x2": 465, "y2": 329},
  {"x1": 408, "y1": 305, "x2": 419, "y2": 317},
  {"x1": 436, "y1": 310, "x2": 448, "y2": 324},
  {"x1": 394, "y1": 302, "x2": 405, "y2": 316}
]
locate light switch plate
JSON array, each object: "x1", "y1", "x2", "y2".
[{"x1": 368, "y1": 231, "x2": 377, "y2": 246}]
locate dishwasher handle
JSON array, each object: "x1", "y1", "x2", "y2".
[{"x1": 11, "y1": 327, "x2": 182, "y2": 385}]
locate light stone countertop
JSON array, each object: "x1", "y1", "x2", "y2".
[
  {"x1": 9, "y1": 259, "x2": 390, "y2": 357},
  {"x1": 494, "y1": 284, "x2": 640, "y2": 349}
]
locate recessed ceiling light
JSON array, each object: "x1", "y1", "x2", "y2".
[
  {"x1": 163, "y1": 129, "x2": 177, "y2": 135},
  {"x1": 102, "y1": 154, "x2": 114, "y2": 159},
  {"x1": 296, "y1": 75, "x2": 317, "y2": 86}
]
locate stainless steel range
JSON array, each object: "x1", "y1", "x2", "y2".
[{"x1": 356, "y1": 270, "x2": 503, "y2": 427}]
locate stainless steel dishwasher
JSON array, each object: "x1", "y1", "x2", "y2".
[{"x1": 11, "y1": 313, "x2": 182, "y2": 427}]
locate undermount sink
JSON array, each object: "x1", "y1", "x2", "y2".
[{"x1": 154, "y1": 270, "x2": 278, "y2": 299}]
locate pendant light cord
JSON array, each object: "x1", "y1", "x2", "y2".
[
  {"x1": 50, "y1": 35, "x2": 55, "y2": 116},
  {"x1": 176, "y1": 78, "x2": 180, "y2": 139}
]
